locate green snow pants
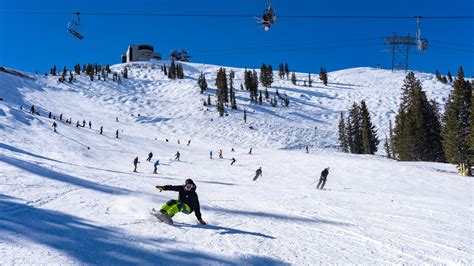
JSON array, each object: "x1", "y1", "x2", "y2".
[{"x1": 160, "y1": 200, "x2": 191, "y2": 217}]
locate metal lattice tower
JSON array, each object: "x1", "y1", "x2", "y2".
[{"x1": 384, "y1": 35, "x2": 417, "y2": 72}]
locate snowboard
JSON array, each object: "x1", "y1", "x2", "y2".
[{"x1": 150, "y1": 208, "x2": 173, "y2": 225}]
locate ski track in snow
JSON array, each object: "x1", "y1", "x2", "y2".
[{"x1": 0, "y1": 62, "x2": 472, "y2": 265}]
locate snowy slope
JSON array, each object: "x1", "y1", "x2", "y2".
[{"x1": 0, "y1": 62, "x2": 472, "y2": 265}]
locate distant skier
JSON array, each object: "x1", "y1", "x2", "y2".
[
  {"x1": 48, "y1": 112, "x2": 52, "y2": 119},
  {"x1": 153, "y1": 160, "x2": 160, "y2": 174},
  {"x1": 154, "y1": 179, "x2": 206, "y2": 225},
  {"x1": 306, "y1": 146, "x2": 309, "y2": 154},
  {"x1": 219, "y1": 149, "x2": 223, "y2": 159},
  {"x1": 166, "y1": 139, "x2": 169, "y2": 142},
  {"x1": 147, "y1": 152, "x2": 153, "y2": 162},
  {"x1": 253, "y1": 167, "x2": 262, "y2": 181},
  {"x1": 82, "y1": 120, "x2": 86, "y2": 127},
  {"x1": 30, "y1": 105, "x2": 35, "y2": 114},
  {"x1": 89, "y1": 121, "x2": 92, "y2": 129},
  {"x1": 116, "y1": 129, "x2": 119, "y2": 138},
  {"x1": 231, "y1": 148, "x2": 235, "y2": 152},
  {"x1": 230, "y1": 157, "x2": 236, "y2": 165},
  {"x1": 116, "y1": 117, "x2": 119, "y2": 122},
  {"x1": 133, "y1": 157, "x2": 140, "y2": 172},
  {"x1": 187, "y1": 139, "x2": 191, "y2": 146},
  {"x1": 100, "y1": 126, "x2": 103, "y2": 135},
  {"x1": 248, "y1": 148, "x2": 252, "y2": 154},
  {"x1": 210, "y1": 151, "x2": 213, "y2": 159},
  {"x1": 175, "y1": 151, "x2": 180, "y2": 161},
  {"x1": 52, "y1": 121, "x2": 57, "y2": 132},
  {"x1": 317, "y1": 167, "x2": 330, "y2": 190},
  {"x1": 178, "y1": 139, "x2": 180, "y2": 144},
  {"x1": 59, "y1": 113, "x2": 63, "y2": 121},
  {"x1": 76, "y1": 121, "x2": 80, "y2": 128}
]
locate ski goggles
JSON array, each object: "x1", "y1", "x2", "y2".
[{"x1": 184, "y1": 183, "x2": 194, "y2": 191}]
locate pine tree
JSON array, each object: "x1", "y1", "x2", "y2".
[
  {"x1": 259, "y1": 90, "x2": 263, "y2": 104},
  {"x1": 308, "y1": 73, "x2": 312, "y2": 87},
  {"x1": 278, "y1": 63, "x2": 284, "y2": 79},
  {"x1": 388, "y1": 119, "x2": 395, "y2": 158},
  {"x1": 168, "y1": 60, "x2": 176, "y2": 79},
  {"x1": 384, "y1": 136, "x2": 392, "y2": 158},
  {"x1": 319, "y1": 67, "x2": 328, "y2": 86},
  {"x1": 338, "y1": 112, "x2": 348, "y2": 152},
  {"x1": 442, "y1": 66, "x2": 472, "y2": 164},
  {"x1": 447, "y1": 71, "x2": 453, "y2": 82},
  {"x1": 393, "y1": 72, "x2": 445, "y2": 161},
  {"x1": 252, "y1": 70, "x2": 259, "y2": 100},
  {"x1": 435, "y1": 69, "x2": 442, "y2": 82},
  {"x1": 347, "y1": 102, "x2": 363, "y2": 154},
  {"x1": 284, "y1": 63, "x2": 290, "y2": 79},
  {"x1": 198, "y1": 71, "x2": 208, "y2": 93},
  {"x1": 215, "y1": 68, "x2": 228, "y2": 114},
  {"x1": 360, "y1": 100, "x2": 379, "y2": 154},
  {"x1": 163, "y1": 65, "x2": 167, "y2": 76},
  {"x1": 291, "y1": 72, "x2": 297, "y2": 85}
]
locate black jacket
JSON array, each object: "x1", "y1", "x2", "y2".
[
  {"x1": 162, "y1": 185, "x2": 202, "y2": 220},
  {"x1": 321, "y1": 168, "x2": 329, "y2": 179}
]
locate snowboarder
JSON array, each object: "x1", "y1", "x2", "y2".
[
  {"x1": 133, "y1": 157, "x2": 140, "y2": 172},
  {"x1": 249, "y1": 148, "x2": 252, "y2": 154},
  {"x1": 230, "y1": 157, "x2": 236, "y2": 165},
  {"x1": 147, "y1": 152, "x2": 153, "y2": 162},
  {"x1": 153, "y1": 160, "x2": 160, "y2": 174},
  {"x1": 187, "y1": 139, "x2": 191, "y2": 146},
  {"x1": 100, "y1": 126, "x2": 103, "y2": 135},
  {"x1": 317, "y1": 167, "x2": 330, "y2": 190},
  {"x1": 116, "y1": 129, "x2": 119, "y2": 138},
  {"x1": 253, "y1": 167, "x2": 262, "y2": 181},
  {"x1": 52, "y1": 121, "x2": 57, "y2": 132},
  {"x1": 154, "y1": 179, "x2": 206, "y2": 225},
  {"x1": 219, "y1": 149, "x2": 223, "y2": 159},
  {"x1": 175, "y1": 151, "x2": 180, "y2": 161},
  {"x1": 30, "y1": 105, "x2": 35, "y2": 114},
  {"x1": 76, "y1": 121, "x2": 80, "y2": 128},
  {"x1": 89, "y1": 121, "x2": 92, "y2": 129},
  {"x1": 210, "y1": 151, "x2": 213, "y2": 159}
]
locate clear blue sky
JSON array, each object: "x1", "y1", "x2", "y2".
[{"x1": 1, "y1": 0, "x2": 473, "y2": 75}]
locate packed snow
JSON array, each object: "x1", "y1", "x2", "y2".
[{"x1": 0, "y1": 61, "x2": 472, "y2": 265}]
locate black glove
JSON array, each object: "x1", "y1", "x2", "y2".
[{"x1": 155, "y1": 185, "x2": 163, "y2": 192}]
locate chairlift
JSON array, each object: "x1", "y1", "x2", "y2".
[
  {"x1": 67, "y1": 12, "x2": 84, "y2": 40},
  {"x1": 256, "y1": 0, "x2": 276, "y2": 32},
  {"x1": 415, "y1": 16, "x2": 428, "y2": 52}
]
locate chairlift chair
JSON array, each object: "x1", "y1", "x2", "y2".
[{"x1": 67, "y1": 12, "x2": 84, "y2": 40}]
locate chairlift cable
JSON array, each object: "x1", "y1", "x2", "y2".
[{"x1": 0, "y1": 10, "x2": 473, "y2": 19}]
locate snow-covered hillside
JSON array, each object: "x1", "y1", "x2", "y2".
[{"x1": 0, "y1": 62, "x2": 472, "y2": 265}]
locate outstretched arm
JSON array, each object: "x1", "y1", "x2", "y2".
[{"x1": 155, "y1": 185, "x2": 183, "y2": 192}]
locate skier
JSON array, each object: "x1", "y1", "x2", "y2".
[
  {"x1": 147, "y1": 152, "x2": 153, "y2": 162},
  {"x1": 116, "y1": 117, "x2": 119, "y2": 122},
  {"x1": 210, "y1": 150, "x2": 213, "y2": 159},
  {"x1": 178, "y1": 139, "x2": 180, "y2": 144},
  {"x1": 100, "y1": 126, "x2": 103, "y2": 135},
  {"x1": 59, "y1": 113, "x2": 63, "y2": 121},
  {"x1": 52, "y1": 121, "x2": 57, "y2": 132},
  {"x1": 155, "y1": 179, "x2": 206, "y2": 225},
  {"x1": 219, "y1": 149, "x2": 223, "y2": 159},
  {"x1": 175, "y1": 151, "x2": 180, "y2": 161},
  {"x1": 187, "y1": 139, "x2": 191, "y2": 146},
  {"x1": 133, "y1": 157, "x2": 140, "y2": 172},
  {"x1": 231, "y1": 148, "x2": 235, "y2": 152},
  {"x1": 116, "y1": 129, "x2": 119, "y2": 138},
  {"x1": 317, "y1": 167, "x2": 330, "y2": 190},
  {"x1": 249, "y1": 147, "x2": 252, "y2": 154},
  {"x1": 230, "y1": 157, "x2": 236, "y2": 165},
  {"x1": 82, "y1": 120, "x2": 86, "y2": 127},
  {"x1": 306, "y1": 146, "x2": 309, "y2": 154},
  {"x1": 253, "y1": 167, "x2": 262, "y2": 181},
  {"x1": 76, "y1": 121, "x2": 80, "y2": 128},
  {"x1": 89, "y1": 121, "x2": 92, "y2": 129},
  {"x1": 48, "y1": 112, "x2": 52, "y2": 119},
  {"x1": 153, "y1": 160, "x2": 160, "y2": 174},
  {"x1": 30, "y1": 105, "x2": 35, "y2": 114}
]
